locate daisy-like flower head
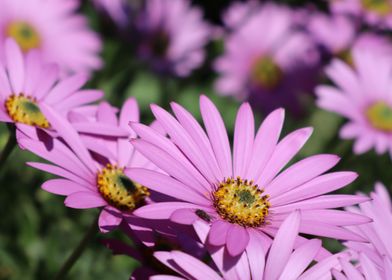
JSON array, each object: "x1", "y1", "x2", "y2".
[
  {"x1": 136, "y1": 0, "x2": 210, "y2": 77},
  {"x1": 316, "y1": 49, "x2": 392, "y2": 158},
  {"x1": 153, "y1": 211, "x2": 351, "y2": 279},
  {"x1": 0, "y1": 0, "x2": 102, "y2": 74},
  {"x1": 127, "y1": 95, "x2": 370, "y2": 258},
  {"x1": 20, "y1": 99, "x2": 162, "y2": 236},
  {"x1": 0, "y1": 39, "x2": 103, "y2": 137},
  {"x1": 331, "y1": 182, "x2": 392, "y2": 279},
  {"x1": 307, "y1": 12, "x2": 392, "y2": 63},
  {"x1": 215, "y1": 3, "x2": 319, "y2": 114},
  {"x1": 332, "y1": 0, "x2": 392, "y2": 29}
]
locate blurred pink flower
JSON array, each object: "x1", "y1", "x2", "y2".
[
  {"x1": 316, "y1": 49, "x2": 392, "y2": 158},
  {"x1": 333, "y1": 182, "x2": 392, "y2": 279},
  {"x1": 153, "y1": 211, "x2": 349, "y2": 279},
  {"x1": 331, "y1": 0, "x2": 392, "y2": 29},
  {"x1": 136, "y1": 0, "x2": 210, "y2": 77},
  {"x1": 20, "y1": 100, "x2": 163, "y2": 237},
  {"x1": 308, "y1": 12, "x2": 392, "y2": 60},
  {"x1": 0, "y1": 0, "x2": 102, "y2": 74},
  {"x1": 214, "y1": 3, "x2": 320, "y2": 115},
  {"x1": 0, "y1": 39, "x2": 102, "y2": 138},
  {"x1": 127, "y1": 95, "x2": 369, "y2": 259}
]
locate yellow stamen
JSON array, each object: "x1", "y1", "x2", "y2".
[
  {"x1": 6, "y1": 21, "x2": 41, "y2": 52},
  {"x1": 366, "y1": 101, "x2": 392, "y2": 132},
  {"x1": 213, "y1": 177, "x2": 270, "y2": 227},
  {"x1": 5, "y1": 94, "x2": 49, "y2": 128},
  {"x1": 97, "y1": 164, "x2": 149, "y2": 211},
  {"x1": 250, "y1": 56, "x2": 282, "y2": 90},
  {"x1": 362, "y1": 0, "x2": 392, "y2": 16}
]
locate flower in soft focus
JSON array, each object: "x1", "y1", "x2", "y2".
[
  {"x1": 20, "y1": 99, "x2": 163, "y2": 236},
  {"x1": 308, "y1": 12, "x2": 392, "y2": 62},
  {"x1": 0, "y1": 39, "x2": 103, "y2": 138},
  {"x1": 331, "y1": 0, "x2": 392, "y2": 29},
  {"x1": 331, "y1": 182, "x2": 392, "y2": 279},
  {"x1": 153, "y1": 211, "x2": 350, "y2": 279},
  {"x1": 126, "y1": 95, "x2": 370, "y2": 259},
  {"x1": 215, "y1": 3, "x2": 319, "y2": 115},
  {"x1": 0, "y1": 0, "x2": 102, "y2": 74},
  {"x1": 316, "y1": 49, "x2": 392, "y2": 158},
  {"x1": 136, "y1": 0, "x2": 210, "y2": 77}
]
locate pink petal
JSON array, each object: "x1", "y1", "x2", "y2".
[
  {"x1": 120, "y1": 97, "x2": 139, "y2": 127},
  {"x1": 5, "y1": 39, "x2": 24, "y2": 94},
  {"x1": 200, "y1": 95, "x2": 232, "y2": 178},
  {"x1": 340, "y1": 258, "x2": 365, "y2": 280},
  {"x1": 233, "y1": 103, "x2": 254, "y2": 178},
  {"x1": 134, "y1": 202, "x2": 208, "y2": 219},
  {"x1": 360, "y1": 253, "x2": 382, "y2": 279},
  {"x1": 98, "y1": 206, "x2": 122, "y2": 233},
  {"x1": 208, "y1": 220, "x2": 230, "y2": 246},
  {"x1": 42, "y1": 178, "x2": 87, "y2": 196},
  {"x1": 65, "y1": 191, "x2": 107, "y2": 209},
  {"x1": 299, "y1": 221, "x2": 366, "y2": 242},
  {"x1": 246, "y1": 230, "x2": 268, "y2": 279},
  {"x1": 265, "y1": 210, "x2": 300, "y2": 280},
  {"x1": 226, "y1": 225, "x2": 249, "y2": 256},
  {"x1": 97, "y1": 102, "x2": 118, "y2": 125},
  {"x1": 45, "y1": 74, "x2": 88, "y2": 105},
  {"x1": 256, "y1": 127, "x2": 313, "y2": 187},
  {"x1": 126, "y1": 168, "x2": 210, "y2": 205},
  {"x1": 266, "y1": 154, "x2": 340, "y2": 197},
  {"x1": 170, "y1": 208, "x2": 199, "y2": 225},
  {"x1": 72, "y1": 122, "x2": 128, "y2": 137}
]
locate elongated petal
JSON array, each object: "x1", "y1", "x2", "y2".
[
  {"x1": 265, "y1": 210, "x2": 300, "y2": 280},
  {"x1": 226, "y1": 225, "x2": 250, "y2": 256},
  {"x1": 208, "y1": 220, "x2": 230, "y2": 246},
  {"x1": 5, "y1": 39, "x2": 24, "y2": 94},
  {"x1": 65, "y1": 191, "x2": 107, "y2": 209},
  {"x1": 42, "y1": 179, "x2": 87, "y2": 196},
  {"x1": 134, "y1": 202, "x2": 208, "y2": 219}
]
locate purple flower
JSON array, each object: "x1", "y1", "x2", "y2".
[
  {"x1": 127, "y1": 95, "x2": 370, "y2": 258},
  {"x1": 153, "y1": 211, "x2": 350, "y2": 279},
  {"x1": 214, "y1": 3, "x2": 319, "y2": 115},
  {"x1": 331, "y1": 0, "x2": 392, "y2": 29},
  {"x1": 136, "y1": 0, "x2": 210, "y2": 77},
  {"x1": 0, "y1": 39, "x2": 103, "y2": 139},
  {"x1": 0, "y1": 0, "x2": 102, "y2": 74},
  {"x1": 20, "y1": 99, "x2": 163, "y2": 237},
  {"x1": 333, "y1": 182, "x2": 392, "y2": 279},
  {"x1": 316, "y1": 49, "x2": 392, "y2": 158}
]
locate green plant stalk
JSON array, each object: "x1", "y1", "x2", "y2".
[{"x1": 0, "y1": 125, "x2": 17, "y2": 172}]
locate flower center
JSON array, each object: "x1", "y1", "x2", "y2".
[
  {"x1": 362, "y1": 0, "x2": 392, "y2": 16},
  {"x1": 5, "y1": 94, "x2": 50, "y2": 128},
  {"x1": 97, "y1": 164, "x2": 150, "y2": 211},
  {"x1": 151, "y1": 30, "x2": 170, "y2": 58},
  {"x1": 250, "y1": 56, "x2": 282, "y2": 90},
  {"x1": 366, "y1": 101, "x2": 392, "y2": 132},
  {"x1": 6, "y1": 21, "x2": 41, "y2": 52},
  {"x1": 213, "y1": 177, "x2": 270, "y2": 227}
]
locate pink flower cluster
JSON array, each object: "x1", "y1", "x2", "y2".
[{"x1": 1, "y1": 0, "x2": 392, "y2": 279}]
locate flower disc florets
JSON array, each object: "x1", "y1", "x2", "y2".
[{"x1": 213, "y1": 177, "x2": 270, "y2": 227}]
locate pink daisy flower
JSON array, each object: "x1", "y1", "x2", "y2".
[
  {"x1": 331, "y1": 0, "x2": 392, "y2": 29},
  {"x1": 308, "y1": 12, "x2": 392, "y2": 61},
  {"x1": 153, "y1": 211, "x2": 350, "y2": 279},
  {"x1": 0, "y1": 0, "x2": 102, "y2": 74},
  {"x1": 316, "y1": 49, "x2": 392, "y2": 157},
  {"x1": 333, "y1": 182, "x2": 392, "y2": 279},
  {"x1": 0, "y1": 39, "x2": 103, "y2": 137},
  {"x1": 136, "y1": 0, "x2": 210, "y2": 77},
  {"x1": 19, "y1": 99, "x2": 161, "y2": 235},
  {"x1": 126, "y1": 95, "x2": 370, "y2": 258},
  {"x1": 214, "y1": 3, "x2": 319, "y2": 114}
]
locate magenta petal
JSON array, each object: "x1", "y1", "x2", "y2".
[
  {"x1": 134, "y1": 202, "x2": 205, "y2": 219},
  {"x1": 42, "y1": 179, "x2": 86, "y2": 196},
  {"x1": 98, "y1": 207, "x2": 122, "y2": 233},
  {"x1": 170, "y1": 208, "x2": 199, "y2": 225},
  {"x1": 265, "y1": 210, "x2": 300, "y2": 280},
  {"x1": 5, "y1": 39, "x2": 24, "y2": 94},
  {"x1": 65, "y1": 191, "x2": 107, "y2": 209},
  {"x1": 226, "y1": 225, "x2": 249, "y2": 256},
  {"x1": 246, "y1": 230, "x2": 268, "y2": 279},
  {"x1": 208, "y1": 220, "x2": 230, "y2": 246}
]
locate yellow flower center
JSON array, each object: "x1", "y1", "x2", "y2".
[
  {"x1": 366, "y1": 102, "x2": 392, "y2": 132},
  {"x1": 5, "y1": 94, "x2": 49, "y2": 128},
  {"x1": 250, "y1": 57, "x2": 282, "y2": 90},
  {"x1": 362, "y1": 0, "x2": 392, "y2": 16},
  {"x1": 213, "y1": 177, "x2": 270, "y2": 227},
  {"x1": 6, "y1": 21, "x2": 41, "y2": 52},
  {"x1": 97, "y1": 164, "x2": 150, "y2": 211}
]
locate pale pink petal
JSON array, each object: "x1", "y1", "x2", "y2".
[
  {"x1": 226, "y1": 225, "x2": 250, "y2": 256},
  {"x1": 360, "y1": 253, "x2": 382, "y2": 279},
  {"x1": 97, "y1": 102, "x2": 117, "y2": 125},
  {"x1": 208, "y1": 220, "x2": 230, "y2": 246},
  {"x1": 5, "y1": 39, "x2": 24, "y2": 94},
  {"x1": 170, "y1": 208, "x2": 199, "y2": 225},
  {"x1": 120, "y1": 97, "x2": 139, "y2": 127},
  {"x1": 65, "y1": 191, "x2": 107, "y2": 209},
  {"x1": 246, "y1": 230, "x2": 268, "y2": 279},
  {"x1": 42, "y1": 178, "x2": 87, "y2": 196},
  {"x1": 134, "y1": 202, "x2": 209, "y2": 219}
]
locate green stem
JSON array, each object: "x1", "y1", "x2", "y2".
[
  {"x1": 53, "y1": 216, "x2": 98, "y2": 280},
  {"x1": 0, "y1": 126, "x2": 17, "y2": 171}
]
